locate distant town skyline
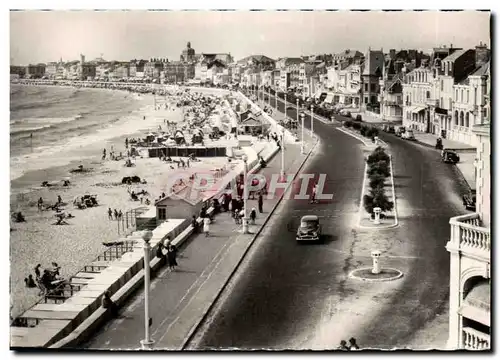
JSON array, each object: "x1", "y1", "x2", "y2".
[{"x1": 10, "y1": 10, "x2": 490, "y2": 65}]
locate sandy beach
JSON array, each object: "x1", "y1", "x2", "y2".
[{"x1": 10, "y1": 87, "x2": 233, "y2": 318}]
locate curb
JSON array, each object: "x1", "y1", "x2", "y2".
[
  {"x1": 181, "y1": 138, "x2": 319, "y2": 350},
  {"x1": 335, "y1": 127, "x2": 371, "y2": 147},
  {"x1": 358, "y1": 154, "x2": 399, "y2": 230},
  {"x1": 348, "y1": 267, "x2": 404, "y2": 282}
]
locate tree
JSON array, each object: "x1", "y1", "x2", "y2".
[
  {"x1": 367, "y1": 160, "x2": 390, "y2": 178},
  {"x1": 367, "y1": 147, "x2": 390, "y2": 166},
  {"x1": 363, "y1": 187, "x2": 394, "y2": 215},
  {"x1": 369, "y1": 173, "x2": 386, "y2": 189}
]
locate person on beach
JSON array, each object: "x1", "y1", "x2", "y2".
[
  {"x1": 118, "y1": 210, "x2": 123, "y2": 220},
  {"x1": 203, "y1": 216, "x2": 210, "y2": 237},
  {"x1": 338, "y1": 340, "x2": 350, "y2": 351},
  {"x1": 108, "y1": 208, "x2": 113, "y2": 220},
  {"x1": 37, "y1": 197, "x2": 44, "y2": 211},
  {"x1": 57, "y1": 195, "x2": 62, "y2": 205},
  {"x1": 34, "y1": 264, "x2": 42, "y2": 279},
  {"x1": 125, "y1": 138, "x2": 128, "y2": 149},
  {"x1": 25, "y1": 275, "x2": 37, "y2": 288},
  {"x1": 102, "y1": 148, "x2": 106, "y2": 160},
  {"x1": 114, "y1": 209, "x2": 119, "y2": 220}
]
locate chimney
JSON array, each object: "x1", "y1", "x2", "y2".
[{"x1": 475, "y1": 42, "x2": 490, "y2": 68}]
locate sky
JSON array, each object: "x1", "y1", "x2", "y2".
[{"x1": 10, "y1": 10, "x2": 491, "y2": 66}]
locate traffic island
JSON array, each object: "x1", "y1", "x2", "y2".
[{"x1": 349, "y1": 267, "x2": 404, "y2": 282}]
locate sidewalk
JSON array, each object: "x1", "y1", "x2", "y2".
[{"x1": 83, "y1": 138, "x2": 315, "y2": 350}]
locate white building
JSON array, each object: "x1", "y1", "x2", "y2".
[{"x1": 446, "y1": 121, "x2": 490, "y2": 350}]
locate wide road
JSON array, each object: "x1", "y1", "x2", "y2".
[{"x1": 188, "y1": 91, "x2": 470, "y2": 350}]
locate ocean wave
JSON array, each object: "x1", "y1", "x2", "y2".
[{"x1": 10, "y1": 114, "x2": 84, "y2": 134}]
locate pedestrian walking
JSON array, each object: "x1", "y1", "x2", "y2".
[
  {"x1": 37, "y1": 197, "x2": 44, "y2": 211},
  {"x1": 113, "y1": 209, "x2": 118, "y2": 220},
  {"x1": 118, "y1": 210, "x2": 123, "y2": 220},
  {"x1": 250, "y1": 208, "x2": 257, "y2": 224},
  {"x1": 348, "y1": 338, "x2": 360, "y2": 350},
  {"x1": 310, "y1": 181, "x2": 318, "y2": 204},
  {"x1": 258, "y1": 192, "x2": 263, "y2": 213},
  {"x1": 191, "y1": 215, "x2": 199, "y2": 233},
  {"x1": 203, "y1": 216, "x2": 211, "y2": 237},
  {"x1": 156, "y1": 241, "x2": 167, "y2": 267},
  {"x1": 167, "y1": 246, "x2": 178, "y2": 270},
  {"x1": 108, "y1": 208, "x2": 113, "y2": 220}
]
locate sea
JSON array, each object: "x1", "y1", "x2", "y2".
[{"x1": 10, "y1": 84, "x2": 151, "y2": 188}]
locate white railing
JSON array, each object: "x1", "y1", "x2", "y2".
[
  {"x1": 462, "y1": 327, "x2": 490, "y2": 350},
  {"x1": 449, "y1": 213, "x2": 490, "y2": 257}
]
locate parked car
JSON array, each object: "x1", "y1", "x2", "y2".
[
  {"x1": 395, "y1": 126, "x2": 406, "y2": 137},
  {"x1": 401, "y1": 129, "x2": 416, "y2": 140},
  {"x1": 441, "y1": 149, "x2": 460, "y2": 164},
  {"x1": 296, "y1": 215, "x2": 321, "y2": 242},
  {"x1": 462, "y1": 190, "x2": 477, "y2": 211}
]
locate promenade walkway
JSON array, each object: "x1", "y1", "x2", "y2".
[{"x1": 84, "y1": 135, "x2": 316, "y2": 349}]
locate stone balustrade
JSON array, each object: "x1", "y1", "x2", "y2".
[
  {"x1": 462, "y1": 326, "x2": 490, "y2": 350},
  {"x1": 449, "y1": 213, "x2": 490, "y2": 259}
]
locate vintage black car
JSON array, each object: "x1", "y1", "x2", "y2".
[
  {"x1": 441, "y1": 149, "x2": 460, "y2": 164},
  {"x1": 296, "y1": 215, "x2": 321, "y2": 242},
  {"x1": 463, "y1": 190, "x2": 477, "y2": 211}
]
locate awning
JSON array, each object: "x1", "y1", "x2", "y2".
[
  {"x1": 411, "y1": 106, "x2": 426, "y2": 114},
  {"x1": 459, "y1": 280, "x2": 490, "y2": 327}
]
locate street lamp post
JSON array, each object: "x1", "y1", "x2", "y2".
[
  {"x1": 283, "y1": 93, "x2": 286, "y2": 124},
  {"x1": 280, "y1": 126, "x2": 285, "y2": 179},
  {"x1": 310, "y1": 104, "x2": 314, "y2": 138},
  {"x1": 140, "y1": 230, "x2": 154, "y2": 349},
  {"x1": 300, "y1": 113, "x2": 305, "y2": 154},
  {"x1": 241, "y1": 155, "x2": 249, "y2": 234},
  {"x1": 296, "y1": 99, "x2": 299, "y2": 131}
]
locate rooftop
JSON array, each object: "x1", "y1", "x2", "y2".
[{"x1": 442, "y1": 49, "x2": 469, "y2": 62}]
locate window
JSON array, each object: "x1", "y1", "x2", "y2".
[
  {"x1": 456, "y1": 89, "x2": 458, "y2": 101},
  {"x1": 158, "y1": 207, "x2": 167, "y2": 220},
  {"x1": 365, "y1": 84, "x2": 368, "y2": 91},
  {"x1": 426, "y1": 91, "x2": 431, "y2": 99},
  {"x1": 461, "y1": 89, "x2": 464, "y2": 103},
  {"x1": 467, "y1": 90, "x2": 469, "y2": 104},
  {"x1": 364, "y1": 97, "x2": 369, "y2": 104},
  {"x1": 441, "y1": 80, "x2": 444, "y2": 91},
  {"x1": 449, "y1": 98, "x2": 452, "y2": 110},
  {"x1": 440, "y1": 97, "x2": 443, "y2": 108},
  {"x1": 370, "y1": 83, "x2": 376, "y2": 92}
]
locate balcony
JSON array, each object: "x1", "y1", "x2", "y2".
[
  {"x1": 462, "y1": 327, "x2": 490, "y2": 350},
  {"x1": 426, "y1": 99, "x2": 439, "y2": 107},
  {"x1": 448, "y1": 213, "x2": 490, "y2": 260}
]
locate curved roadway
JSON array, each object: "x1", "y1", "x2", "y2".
[{"x1": 189, "y1": 92, "x2": 470, "y2": 350}]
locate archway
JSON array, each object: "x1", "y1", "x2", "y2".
[
  {"x1": 465, "y1": 112, "x2": 470, "y2": 128},
  {"x1": 460, "y1": 111, "x2": 464, "y2": 127},
  {"x1": 454, "y1": 110, "x2": 459, "y2": 125}
]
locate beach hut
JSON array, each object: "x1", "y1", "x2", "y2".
[
  {"x1": 174, "y1": 130, "x2": 186, "y2": 145},
  {"x1": 191, "y1": 128, "x2": 204, "y2": 144}
]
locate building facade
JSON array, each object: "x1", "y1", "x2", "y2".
[
  {"x1": 25, "y1": 63, "x2": 46, "y2": 78},
  {"x1": 402, "y1": 66, "x2": 434, "y2": 132},
  {"x1": 361, "y1": 49, "x2": 384, "y2": 111},
  {"x1": 446, "y1": 122, "x2": 490, "y2": 350}
]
